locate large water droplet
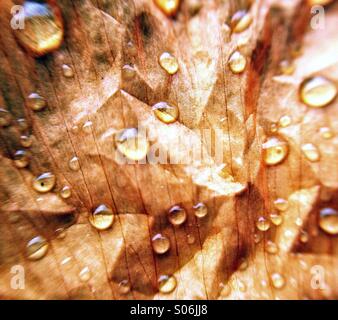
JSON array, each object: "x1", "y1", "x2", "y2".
[
  {"x1": 115, "y1": 128, "x2": 149, "y2": 161},
  {"x1": 193, "y1": 202, "x2": 208, "y2": 218},
  {"x1": 230, "y1": 10, "x2": 252, "y2": 33},
  {"x1": 152, "y1": 102, "x2": 179, "y2": 124},
  {"x1": 319, "y1": 207, "x2": 338, "y2": 235},
  {"x1": 159, "y1": 52, "x2": 179, "y2": 75},
  {"x1": 154, "y1": 0, "x2": 180, "y2": 17},
  {"x1": 89, "y1": 204, "x2": 114, "y2": 230},
  {"x1": 69, "y1": 156, "x2": 80, "y2": 171},
  {"x1": 256, "y1": 216, "x2": 270, "y2": 232},
  {"x1": 158, "y1": 274, "x2": 177, "y2": 293},
  {"x1": 26, "y1": 236, "x2": 48, "y2": 260},
  {"x1": 301, "y1": 143, "x2": 320, "y2": 162},
  {"x1": 271, "y1": 273, "x2": 285, "y2": 289},
  {"x1": 60, "y1": 185, "x2": 71, "y2": 199},
  {"x1": 168, "y1": 205, "x2": 187, "y2": 226},
  {"x1": 299, "y1": 76, "x2": 337, "y2": 108},
  {"x1": 15, "y1": 1, "x2": 64, "y2": 57},
  {"x1": 262, "y1": 136, "x2": 289, "y2": 166},
  {"x1": 62, "y1": 64, "x2": 74, "y2": 78},
  {"x1": 14, "y1": 150, "x2": 29, "y2": 168},
  {"x1": 28, "y1": 93, "x2": 46, "y2": 111},
  {"x1": 228, "y1": 51, "x2": 246, "y2": 74},
  {"x1": 32, "y1": 172, "x2": 56, "y2": 193},
  {"x1": 274, "y1": 198, "x2": 289, "y2": 211},
  {"x1": 152, "y1": 234, "x2": 170, "y2": 254}
]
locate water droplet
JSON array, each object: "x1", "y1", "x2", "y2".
[
  {"x1": 0, "y1": 108, "x2": 11, "y2": 126},
  {"x1": 118, "y1": 280, "x2": 131, "y2": 294},
  {"x1": 266, "y1": 240, "x2": 278, "y2": 254},
  {"x1": 60, "y1": 185, "x2": 71, "y2": 199},
  {"x1": 300, "y1": 76, "x2": 337, "y2": 108},
  {"x1": 69, "y1": 156, "x2": 80, "y2": 171},
  {"x1": 115, "y1": 128, "x2": 149, "y2": 161},
  {"x1": 271, "y1": 273, "x2": 285, "y2": 289},
  {"x1": 62, "y1": 64, "x2": 74, "y2": 78},
  {"x1": 79, "y1": 266, "x2": 91, "y2": 282},
  {"x1": 238, "y1": 258, "x2": 248, "y2": 271},
  {"x1": 270, "y1": 212, "x2": 283, "y2": 226},
  {"x1": 168, "y1": 205, "x2": 187, "y2": 226},
  {"x1": 154, "y1": 0, "x2": 180, "y2": 17},
  {"x1": 89, "y1": 204, "x2": 114, "y2": 230},
  {"x1": 14, "y1": 150, "x2": 29, "y2": 168},
  {"x1": 15, "y1": 1, "x2": 64, "y2": 57},
  {"x1": 152, "y1": 102, "x2": 179, "y2": 124},
  {"x1": 26, "y1": 236, "x2": 48, "y2": 260},
  {"x1": 28, "y1": 93, "x2": 46, "y2": 111},
  {"x1": 32, "y1": 172, "x2": 56, "y2": 193},
  {"x1": 279, "y1": 115, "x2": 292, "y2": 128},
  {"x1": 158, "y1": 274, "x2": 177, "y2": 293},
  {"x1": 230, "y1": 10, "x2": 252, "y2": 33},
  {"x1": 187, "y1": 234, "x2": 195, "y2": 244},
  {"x1": 228, "y1": 51, "x2": 246, "y2": 74},
  {"x1": 319, "y1": 127, "x2": 333, "y2": 139},
  {"x1": 319, "y1": 207, "x2": 338, "y2": 235},
  {"x1": 193, "y1": 202, "x2": 208, "y2": 218},
  {"x1": 122, "y1": 64, "x2": 136, "y2": 80},
  {"x1": 17, "y1": 118, "x2": 29, "y2": 131},
  {"x1": 82, "y1": 120, "x2": 93, "y2": 133},
  {"x1": 262, "y1": 136, "x2": 289, "y2": 166},
  {"x1": 270, "y1": 123, "x2": 278, "y2": 133},
  {"x1": 273, "y1": 198, "x2": 289, "y2": 211},
  {"x1": 300, "y1": 230, "x2": 309, "y2": 243},
  {"x1": 20, "y1": 135, "x2": 33, "y2": 148},
  {"x1": 152, "y1": 233, "x2": 170, "y2": 254},
  {"x1": 254, "y1": 233, "x2": 262, "y2": 243},
  {"x1": 159, "y1": 52, "x2": 179, "y2": 75},
  {"x1": 279, "y1": 60, "x2": 295, "y2": 75},
  {"x1": 301, "y1": 143, "x2": 320, "y2": 162},
  {"x1": 256, "y1": 216, "x2": 270, "y2": 232},
  {"x1": 55, "y1": 227, "x2": 66, "y2": 239}
]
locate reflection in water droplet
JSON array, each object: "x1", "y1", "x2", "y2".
[
  {"x1": 82, "y1": 120, "x2": 93, "y2": 134},
  {"x1": 28, "y1": 93, "x2": 46, "y2": 111},
  {"x1": 256, "y1": 216, "x2": 270, "y2": 232},
  {"x1": 193, "y1": 202, "x2": 208, "y2": 218},
  {"x1": 319, "y1": 207, "x2": 338, "y2": 235},
  {"x1": 230, "y1": 10, "x2": 252, "y2": 33},
  {"x1": 14, "y1": 150, "x2": 29, "y2": 168},
  {"x1": 299, "y1": 76, "x2": 337, "y2": 108},
  {"x1": 158, "y1": 274, "x2": 177, "y2": 293},
  {"x1": 152, "y1": 233, "x2": 170, "y2": 254},
  {"x1": 15, "y1": 1, "x2": 64, "y2": 57},
  {"x1": 115, "y1": 128, "x2": 149, "y2": 161},
  {"x1": 228, "y1": 51, "x2": 246, "y2": 74},
  {"x1": 262, "y1": 136, "x2": 289, "y2": 166},
  {"x1": 168, "y1": 205, "x2": 187, "y2": 226},
  {"x1": 301, "y1": 143, "x2": 320, "y2": 162},
  {"x1": 89, "y1": 204, "x2": 114, "y2": 230},
  {"x1": 55, "y1": 227, "x2": 66, "y2": 239},
  {"x1": 32, "y1": 172, "x2": 56, "y2": 193},
  {"x1": 159, "y1": 52, "x2": 179, "y2": 75},
  {"x1": 152, "y1": 102, "x2": 179, "y2": 124},
  {"x1": 26, "y1": 236, "x2": 48, "y2": 260}
]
